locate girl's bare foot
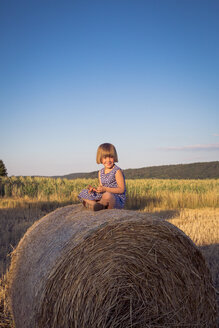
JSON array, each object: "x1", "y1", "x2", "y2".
[{"x1": 82, "y1": 200, "x2": 107, "y2": 211}]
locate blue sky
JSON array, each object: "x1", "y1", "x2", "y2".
[{"x1": 1, "y1": 0, "x2": 219, "y2": 176}]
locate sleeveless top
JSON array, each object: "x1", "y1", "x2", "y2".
[{"x1": 100, "y1": 164, "x2": 126, "y2": 208}]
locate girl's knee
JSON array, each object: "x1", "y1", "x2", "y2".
[
  {"x1": 102, "y1": 192, "x2": 114, "y2": 201},
  {"x1": 101, "y1": 192, "x2": 115, "y2": 209}
]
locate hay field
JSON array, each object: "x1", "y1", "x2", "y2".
[{"x1": 0, "y1": 177, "x2": 218, "y2": 326}]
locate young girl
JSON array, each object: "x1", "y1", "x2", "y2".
[{"x1": 78, "y1": 143, "x2": 126, "y2": 211}]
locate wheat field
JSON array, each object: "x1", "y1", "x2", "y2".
[
  {"x1": 1, "y1": 176, "x2": 218, "y2": 209},
  {"x1": 0, "y1": 177, "x2": 218, "y2": 326}
]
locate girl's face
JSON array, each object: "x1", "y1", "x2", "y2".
[{"x1": 101, "y1": 155, "x2": 114, "y2": 169}]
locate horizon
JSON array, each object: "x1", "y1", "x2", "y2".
[
  {"x1": 5, "y1": 160, "x2": 218, "y2": 178},
  {"x1": 1, "y1": 0, "x2": 219, "y2": 176}
]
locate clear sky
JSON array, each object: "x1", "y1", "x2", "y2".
[{"x1": 1, "y1": 0, "x2": 219, "y2": 176}]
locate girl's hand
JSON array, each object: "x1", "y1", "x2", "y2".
[
  {"x1": 96, "y1": 185, "x2": 106, "y2": 193},
  {"x1": 87, "y1": 185, "x2": 97, "y2": 193}
]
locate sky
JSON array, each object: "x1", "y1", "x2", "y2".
[{"x1": 0, "y1": 0, "x2": 219, "y2": 176}]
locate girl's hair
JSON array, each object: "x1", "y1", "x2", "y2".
[{"x1": 96, "y1": 143, "x2": 118, "y2": 164}]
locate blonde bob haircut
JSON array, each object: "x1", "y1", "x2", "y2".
[{"x1": 96, "y1": 143, "x2": 118, "y2": 164}]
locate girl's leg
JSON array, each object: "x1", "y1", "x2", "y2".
[
  {"x1": 81, "y1": 198, "x2": 106, "y2": 211},
  {"x1": 81, "y1": 199, "x2": 97, "y2": 210},
  {"x1": 99, "y1": 192, "x2": 115, "y2": 209},
  {"x1": 82, "y1": 199, "x2": 96, "y2": 206}
]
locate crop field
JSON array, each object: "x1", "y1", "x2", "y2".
[
  {"x1": 0, "y1": 177, "x2": 218, "y2": 326},
  {"x1": 1, "y1": 176, "x2": 218, "y2": 208}
]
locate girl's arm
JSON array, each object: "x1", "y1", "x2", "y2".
[
  {"x1": 98, "y1": 171, "x2": 102, "y2": 186},
  {"x1": 96, "y1": 170, "x2": 125, "y2": 194}
]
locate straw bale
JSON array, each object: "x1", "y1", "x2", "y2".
[{"x1": 7, "y1": 204, "x2": 217, "y2": 327}]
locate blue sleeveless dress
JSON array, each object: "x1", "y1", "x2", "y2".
[{"x1": 78, "y1": 164, "x2": 126, "y2": 209}]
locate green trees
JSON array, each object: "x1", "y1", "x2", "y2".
[{"x1": 0, "y1": 160, "x2": 7, "y2": 176}]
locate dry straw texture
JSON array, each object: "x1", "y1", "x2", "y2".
[{"x1": 7, "y1": 205, "x2": 217, "y2": 328}]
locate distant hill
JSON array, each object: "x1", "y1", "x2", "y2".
[{"x1": 53, "y1": 161, "x2": 219, "y2": 180}]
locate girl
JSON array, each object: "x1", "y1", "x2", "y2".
[{"x1": 78, "y1": 143, "x2": 126, "y2": 211}]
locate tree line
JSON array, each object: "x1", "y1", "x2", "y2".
[
  {"x1": 0, "y1": 160, "x2": 7, "y2": 177},
  {"x1": 56, "y1": 161, "x2": 219, "y2": 180}
]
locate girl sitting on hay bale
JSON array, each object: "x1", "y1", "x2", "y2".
[{"x1": 78, "y1": 143, "x2": 126, "y2": 211}]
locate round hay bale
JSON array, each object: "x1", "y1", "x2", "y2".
[{"x1": 7, "y1": 205, "x2": 217, "y2": 328}]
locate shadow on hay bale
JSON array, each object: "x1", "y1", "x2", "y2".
[{"x1": 7, "y1": 205, "x2": 217, "y2": 328}]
